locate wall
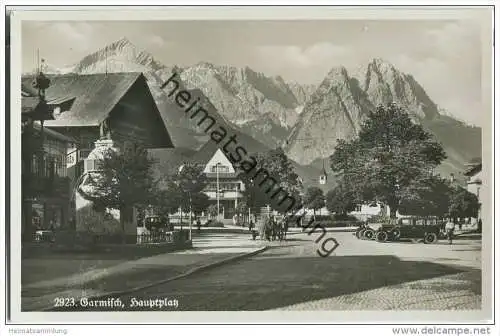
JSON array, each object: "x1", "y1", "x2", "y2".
[
  {"x1": 467, "y1": 169, "x2": 484, "y2": 220},
  {"x1": 349, "y1": 203, "x2": 385, "y2": 221}
]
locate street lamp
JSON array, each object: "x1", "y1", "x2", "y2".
[
  {"x1": 188, "y1": 178, "x2": 197, "y2": 242},
  {"x1": 215, "y1": 162, "x2": 221, "y2": 220}
]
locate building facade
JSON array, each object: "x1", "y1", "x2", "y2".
[
  {"x1": 201, "y1": 149, "x2": 245, "y2": 219},
  {"x1": 21, "y1": 121, "x2": 76, "y2": 240},
  {"x1": 21, "y1": 72, "x2": 174, "y2": 239},
  {"x1": 464, "y1": 162, "x2": 483, "y2": 221}
]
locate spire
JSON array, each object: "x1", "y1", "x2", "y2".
[{"x1": 319, "y1": 158, "x2": 328, "y2": 185}]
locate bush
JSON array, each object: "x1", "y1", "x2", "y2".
[{"x1": 366, "y1": 214, "x2": 391, "y2": 224}]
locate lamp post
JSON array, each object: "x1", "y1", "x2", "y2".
[
  {"x1": 215, "y1": 162, "x2": 221, "y2": 220},
  {"x1": 189, "y1": 178, "x2": 197, "y2": 242}
]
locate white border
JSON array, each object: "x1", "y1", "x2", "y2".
[{"x1": 4, "y1": 3, "x2": 496, "y2": 326}]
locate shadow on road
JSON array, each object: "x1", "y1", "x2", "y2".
[{"x1": 57, "y1": 254, "x2": 480, "y2": 311}]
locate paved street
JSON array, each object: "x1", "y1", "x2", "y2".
[
  {"x1": 24, "y1": 233, "x2": 265, "y2": 311},
  {"x1": 57, "y1": 231, "x2": 481, "y2": 311}
]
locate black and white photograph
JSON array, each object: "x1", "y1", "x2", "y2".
[{"x1": 4, "y1": 4, "x2": 495, "y2": 327}]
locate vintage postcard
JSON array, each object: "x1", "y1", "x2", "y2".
[{"x1": 6, "y1": 5, "x2": 494, "y2": 325}]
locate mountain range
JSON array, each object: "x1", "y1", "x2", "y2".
[{"x1": 27, "y1": 37, "x2": 482, "y2": 188}]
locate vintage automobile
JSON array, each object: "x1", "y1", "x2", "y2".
[
  {"x1": 375, "y1": 217, "x2": 443, "y2": 244},
  {"x1": 137, "y1": 215, "x2": 173, "y2": 235},
  {"x1": 355, "y1": 223, "x2": 377, "y2": 240}
]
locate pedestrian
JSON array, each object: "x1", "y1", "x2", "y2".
[
  {"x1": 196, "y1": 217, "x2": 201, "y2": 232},
  {"x1": 445, "y1": 219, "x2": 455, "y2": 245},
  {"x1": 249, "y1": 219, "x2": 254, "y2": 232}
]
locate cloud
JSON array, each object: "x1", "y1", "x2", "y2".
[
  {"x1": 49, "y1": 22, "x2": 96, "y2": 51},
  {"x1": 256, "y1": 42, "x2": 350, "y2": 69},
  {"x1": 391, "y1": 53, "x2": 481, "y2": 126},
  {"x1": 146, "y1": 35, "x2": 166, "y2": 48},
  {"x1": 425, "y1": 21, "x2": 480, "y2": 58}
]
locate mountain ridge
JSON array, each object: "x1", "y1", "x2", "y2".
[{"x1": 30, "y1": 37, "x2": 481, "y2": 183}]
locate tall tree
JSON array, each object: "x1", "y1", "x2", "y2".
[
  {"x1": 191, "y1": 192, "x2": 211, "y2": 216},
  {"x1": 78, "y1": 146, "x2": 160, "y2": 241},
  {"x1": 326, "y1": 182, "x2": 357, "y2": 216},
  {"x1": 239, "y1": 147, "x2": 302, "y2": 214},
  {"x1": 398, "y1": 173, "x2": 451, "y2": 217},
  {"x1": 330, "y1": 104, "x2": 446, "y2": 217},
  {"x1": 206, "y1": 204, "x2": 218, "y2": 219},
  {"x1": 448, "y1": 186, "x2": 480, "y2": 221},
  {"x1": 175, "y1": 163, "x2": 208, "y2": 222},
  {"x1": 152, "y1": 176, "x2": 183, "y2": 218},
  {"x1": 303, "y1": 187, "x2": 325, "y2": 219}
]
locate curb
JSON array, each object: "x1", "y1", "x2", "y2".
[{"x1": 40, "y1": 246, "x2": 268, "y2": 312}]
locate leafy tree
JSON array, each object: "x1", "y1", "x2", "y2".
[
  {"x1": 236, "y1": 200, "x2": 248, "y2": 216},
  {"x1": 239, "y1": 147, "x2": 302, "y2": 214},
  {"x1": 239, "y1": 172, "x2": 268, "y2": 213},
  {"x1": 152, "y1": 176, "x2": 183, "y2": 218},
  {"x1": 330, "y1": 104, "x2": 446, "y2": 217},
  {"x1": 191, "y1": 192, "x2": 211, "y2": 216},
  {"x1": 174, "y1": 163, "x2": 208, "y2": 223},
  {"x1": 398, "y1": 174, "x2": 451, "y2": 217},
  {"x1": 326, "y1": 182, "x2": 357, "y2": 216},
  {"x1": 78, "y1": 147, "x2": 160, "y2": 241},
  {"x1": 448, "y1": 186, "x2": 480, "y2": 221},
  {"x1": 303, "y1": 187, "x2": 325, "y2": 219},
  {"x1": 206, "y1": 204, "x2": 218, "y2": 219}
]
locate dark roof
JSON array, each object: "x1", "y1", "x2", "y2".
[
  {"x1": 464, "y1": 163, "x2": 482, "y2": 177},
  {"x1": 22, "y1": 82, "x2": 39, "y2": 96},
  {"x1": 24, "y1": 122, "x2": 76, "y2": 143},
  {"x1": 21, "y1": 72, "x2": 143, "y2": 127},
  {"x1": 22, "y1": 96, "x2": 42, "y2": 114}
]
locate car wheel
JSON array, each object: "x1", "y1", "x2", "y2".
[
  {"x1": 356, "y1": 229, "x2": 364, "y2": 239},
  {"x1": 391, "y1": 229, "x2": 401, "y2": 241},
  {"x1": 376, "y1": 231, "x2": 388, "y2": 242},
  {"x1": 364, "y1": 229, "x2": 374, "y2": 240},
  {"x1": 424, "y1": 232, "x2": 437, "y2": 244}
]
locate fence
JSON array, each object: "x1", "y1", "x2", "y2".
[
  {"x1": 29, "y1": 229, "x2": 190, "y2": 246},
  {"x1": 136, "y1": 231, "x2": 173, "y2": 244}
]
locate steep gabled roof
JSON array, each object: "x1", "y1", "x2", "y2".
[
  {"x1": 21, "y1": 72, "x2": 143, "y2": 127},
  {"x1": 464, "y1": 163, "x2": 482, "y2": 177}
]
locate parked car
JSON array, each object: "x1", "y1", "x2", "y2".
[
  {"x1": 138, "y1": 215, "x2": 173, "y2": 235},
  {"x1": 375, "y1": 217, "x2": 443, "y2": 244}
]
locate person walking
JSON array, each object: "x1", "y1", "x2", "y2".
[
  {"x1": 196, "y1": 217, "x2": 201, "y2": 232},
  {"x1": 445, "y1": 219, "x2": 455, "y2": 245}
]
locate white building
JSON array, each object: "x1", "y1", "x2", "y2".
[
  {"x1": 464, "y1": 162, "x2": 483, "y2": 221},
  {"x1": 201, "y1": 148, "x2": 245, "y2": 220}
]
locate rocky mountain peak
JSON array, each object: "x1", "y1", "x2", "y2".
[
  {"x1": 363, "y1": 58, "x2": 439, "y2": 120},
  {"x1": 368, "y1": 57, "x2": 396, "y2": 72},
  {"x1": 73, "y1": 37, "x2": 164, "y2": 74},
  {"x1": 324, "y1": 66, "x2": 350, "y2": 82},
  {"x1": 110, "y1": 36, "x2": 134, "y2": 50}
]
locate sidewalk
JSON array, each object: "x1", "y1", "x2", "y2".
[{"x1": 22, "y1": 233, "x2": 267, "y2": 311}]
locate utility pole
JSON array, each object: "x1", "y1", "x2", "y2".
[
  {"x1": 216, "y1": 162, "x2": 220, "y2": 221},
  {"x1": 189, "y1": 192, "x2": 192, "y2": 241}
]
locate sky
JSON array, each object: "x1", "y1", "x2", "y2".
[{"x1": 22, "y1": 20, "x2": 485, "y2": 126}]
